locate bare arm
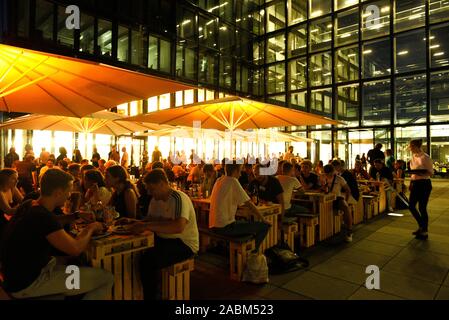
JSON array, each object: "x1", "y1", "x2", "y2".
[
  {"x1": 13, "y1": 187, "x2": 24, "y2": 203},
  {"x1": 244, "y1": 200, "x2": 270, "y2": 224},
  {"x1": 0, "y1": 192, "x2": 17, "y2": 215},
  {"x1": 46, "y1": 223, "x2": 102, "y2": 256}
]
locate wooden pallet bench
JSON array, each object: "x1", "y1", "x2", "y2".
[{"x1": 162, "y1": 258, "x2": 195, "y2": 300}]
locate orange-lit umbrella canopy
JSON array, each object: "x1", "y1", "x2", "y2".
[
  {"x1": 125, "y1": 96, "x2": 342, "y2": 131},
  {"x1": 0, "y1": 44, "x2": 192, "y2": 117},
  {"x1": 0, "y1": 111, "x2": 167, "y2": 136}
]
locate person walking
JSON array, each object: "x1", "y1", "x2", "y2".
[{"x1": 408, "y1": 139, "x2": 433, "y2": 240}]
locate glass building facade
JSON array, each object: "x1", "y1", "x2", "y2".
[{"x1": 1, "y1": 0, "x2": 449, "y2": 167}]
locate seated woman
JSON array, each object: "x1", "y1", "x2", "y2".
[
  {"x1": 0, "y1": 169, "x2": 24, "y2": 237},
  {"x1": 350, "y1": 160, "x2": 370, "y2": 180},
  {"x1": 105, "y1": 165, "x2": 139, "y2": 219},
  {"x1": 83, "y1": 169, "x2": 112, "y2": 206}
]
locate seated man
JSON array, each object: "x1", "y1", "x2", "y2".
[
  {"x1": 321, "y1": 165, "x2": 353, "y2": 243},
  {"x1": 129, "y1": 169, "x2": 199, "y2": 300},
  {"x1": 298, "y1": 160, "x2": 321, "y2": 191},
  {"x1": 249, "y1": 164, "x2": 285, "y2": 219},
  {"x1": 238, "y1": 163, "x2": 255, "y2": 190},
  {"x1": 276, "y1": 162, "x2": 308, "y2": 218},
  {"x1": 209, "y1": 163, "x2": 271, "y2": 252},
  {"x1": 332, "y1": 160, "x2": 360, "y2": 205},
  {"x1": 369, "y1": 159, "x2": 394, "y2": 212},
  {"x1": 0, "y1": 169, "x2": 113, "y2": 300},
  {"x1": 350, "y1": 160, "x2": 370, "y2": 180}
]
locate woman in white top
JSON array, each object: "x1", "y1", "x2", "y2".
[
  {"x1": 83, "y1": 169, "x2": 112, "y2": 206},
  {"x1": 408, "y1": 139, "x2": 433, "y2": 240}
]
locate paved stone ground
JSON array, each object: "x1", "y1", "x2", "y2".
[{"x1": 191, "y1": 179, "x2": 449, "y2": 300}]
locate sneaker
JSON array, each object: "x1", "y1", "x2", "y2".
[
  {"x1": 415, "y1": 232, "x2": 428, "y2": 240},
  {"x1": 344, "y1": 233, "x2": 353, "y2": 243},
  {"x1": 388, "y1": 207, "x2": 395, "y2": 213}
]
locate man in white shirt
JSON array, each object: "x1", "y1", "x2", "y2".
[
  {"x1": 322, "y1": 164, "x2": 353, "y2": 242},
  {"x1": 408, "y1": 139, "x2": 433, "y2": 240},
  {"x1": 209, "y1": 163, "x2": 271, "y2": 252},
  {"x1": 277, "y1": 162, "x2": 308, "y2": 218},
  {"x1": 129, "y1": 169, "x2": 198, "y2": 299}
]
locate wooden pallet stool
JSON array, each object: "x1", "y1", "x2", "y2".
[
  {"x1": 162, "y1": 258, "x2": 195, "y2": 300},
  {"x1": 334, "y1": 211, "x2": 344, "y2": 234},
  {"x1": 298, "y1": 214, "x2": 319, "y2": 248},
  {"x1": 281, "y1": 222, "x2": 299, "y2": 252}
]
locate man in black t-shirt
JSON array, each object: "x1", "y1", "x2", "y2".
[
  {"x1": 367, "y1": 143, "x2": 385, "y2": 166},
  {"x1": 0, "y1": 169, "x2": 113, "y2": 299},
  {"x1": 249, "y1": 164, "x2": 285, "y2": 218},
  {"x1": 332, "y1": 160, "x2": 360, "y2": 203},
  {"x1": 298, "y1": 160, "x2": 321, "y2": 190}
]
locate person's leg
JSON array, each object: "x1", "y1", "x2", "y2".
[
  {"x1": 385, "y1": 186, "x2": 393, "y2": 211},
  {"x1": 417, "y1": 180, "x2": 432, "y2": 233},
  {"x1": 12, "y1": 258, "x2": 113, "y2": 300},
  {"x1": 408, "y1": 181, "x2": 423, "y2": 230},
  {"x1": 339, "y1": 200, "x2": 352, "y2": 233},
  {"x1": 214, "y1": 221, "x2": 270, "y2": 251},
  {"x1": 140, "y1": 237, "x2": 194, "y2": 300}
]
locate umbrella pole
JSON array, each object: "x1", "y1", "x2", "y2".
[{"x1": 131, "y1": 133, "x2": 134, "y2": 167}]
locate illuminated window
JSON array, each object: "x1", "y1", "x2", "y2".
[
  {"x1": 94, "y1": 134, "x2": 113, "y2": 161},
  {"x1": 309, "y1": 0, "x2": 331, "y2": 18},
  {"x1": 117, "y1": 103, "x2": 128, "y2": 116},
  {"x1": 129, "y1": 101, "x2": 142, "y2": 116},
  {"x1": 32, "y1": 131, "x2": 52, "y2": 155},
  {"x1": 362, "y1": 0, "x2": 390, "y2": 40},
  {"x1": 118, "y1": 26, "x2": 129, "y2": 62},
  {"x1": 429, "y1": 0, "x2": 449, "y2": 23},
  {"x1": 159, "y1": 94, "x2": 171, "y2": 110},
  {"x1": 395, "y1": 0, "x2": 425, "y2": 32},
  {"x1": 266, "y1": 1, "x2": 286, "y2": 33},
  {"x1": 98, "y1": 19, "x2": 112, "y2": 57},
  {"x1": 54, "y1": 131, "x2": 74, "y2": 159},
  {"x1": 206, "y1": 90, "x2": 215, "y2": 101},
  {"x1": 148, "y1": 97, "x2": 158, "y2": 112},
  {"x1": 175, "y1": 91, "x2": 183, "y2": 107},
  {"x1": 185, "y1": 89, "x2": 195, "y2": 105}
]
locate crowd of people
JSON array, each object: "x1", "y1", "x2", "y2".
[{"x1": 0, "y1": 139, "x2": 433, "y2": 300}]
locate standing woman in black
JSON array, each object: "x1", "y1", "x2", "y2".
[{"x1": 408, "y1": 139, "x2": 433, "y2": 240}]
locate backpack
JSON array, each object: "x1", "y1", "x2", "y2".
[
  {"x1": 242, "y1": 253, "x2": 269, "y2": 284},
  {"x1": 264, "y1": 232, "x2": 309, "y2": 275}
]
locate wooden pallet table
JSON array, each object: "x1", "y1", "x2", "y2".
[{"x1": 87, "y1": 232, "x2": 154, "y2": 300}]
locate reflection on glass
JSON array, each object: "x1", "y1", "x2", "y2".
[
  {"x1": 148, "y1": 36, "x2": 158, "y2": 69},
  {"x1": 337, "y1": 84, "x2": 359, "y2": 126},
  {"x1": 267, "y1": 95, "x2": 286, "y2": 106},
  {"x1": 311, "y1": 130, "x2": 332, "y2": 164},
  {"x1": 395, "y1": 29, "x2": 426, "y2": 73},
  {"x1": 289, "y1": 25, "x2": 307, "y2": 57},
  {"x1": 395, "y1": 75, "x2": 427, "y2": 124},
  {"x1": 219, "y1": 24, "x2": 235, "y2": 55},
  {"x1": 289, "y1": 0, "x2": 307, "y2": 25},
  {"x1": 335, "y1": 0, "x2": 359, "y2": 10},
  {"x1": 35, "y1": 0, "x2": 53, "y2": 41},
  {"x1": 430, "y1": 23, "x2": 449, "y2": 68},
  {"x1": 311, "y1": 88, "x2": 332, "y2": 116},
  {"x1": 430, "y1": 71, "x2": 449, "y2": 122},
  {"x1": 291, "y1": 91, "x2": 307, "y2": 110},
  {"x1": 252, "y1": 68, "x2": 264, "y2": 96},
  {"x1": 131, "y1": 30, "x2": 144, "y2": 66},
  {"x1": 335, "y1": 45, "x2": 359, "y2": 82},
  {"x1": 57, "y1": 6, "x2": 73, "y2": 47},
  {"x1": 309, "y1": 16, "x2": 332, "y2": 53},
  {"x1": 336, "y1": 8, "x2": 359, "y2": 47},
  {"x1": 267, "y1": 34, "x2": 285, "y2": 63},
  {"x1": 160, "y1": 39, "x2": 171, "y2": 73},
  {"x1": 80, "y1": 14, "x2": 94, "y2": 54},
  {"x1": 429, "y1": 0, "x2": 449, "y2": 23},
  {"x1": 362, "y1": 80, "x2": 391, "y2": 126},
  {"x1": 17, "y1": 0, "x2": 30, "y2": 38},
  {"x1": 220, "y1": 56, "x2": 232, "y2": 88},
  {"x1": 98, "y1": 19, "x2": 112, "y2": 57},
  {"x1": 309, "y1": 52, "x2": 332, "y2": 87},
  {"x1": 266, "y1": 1, "x2": 286, "y2": 32},
  {"x1": 267, "y1": 63, "x2": 285, "y2": 94},
  {"x1": 309, "y1": 0, "x2": 332, "y2": 18},
  {"x1": 236, "y1": 64, "x2": 249, "y2": 92},
  {"x1": 199, "y1": 16, "x2": 218, "y2": 48},
  {"x1": 177, "y1": 8, "x2": 195, "y2": 40},
  {"x1": 363, "y1": 37, "x2": 391, "y2": 78},
  {"x1": 118, "y1": 26, "x2": 129, "y2": 62},
  {"x1": 289, "y1": 58, "x2": 307, "y2": 90},
  {"x1": 176, "y1": 42, "x2": 196, "y2": 79},
  {"x1": 253, "y1": 41, "x2": 264, "y2": 65},
  {"x1": 362, "y1": 0, "x2": 390, "y2": 40},
  {"x1": 199, "y1": 49, "x2": 218, "y2": 84},
  {"x1": 395, "y1": 0, "x2": 425, "y2": 32}
]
